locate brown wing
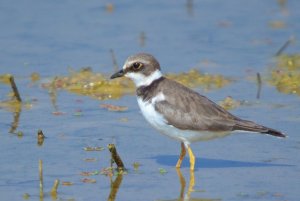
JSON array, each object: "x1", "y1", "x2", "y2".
[
  {"x1": 154, "y1": 79, "x2": 286, "y2": 137},
  {"x1": 154, "y1": 79, "x2": 238, "y2": 132}
]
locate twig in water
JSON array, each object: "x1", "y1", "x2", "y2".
[
  {"x1": 139, "y1": 32, "x2": 146, "y2": 47},
  {"x1": 110, "y1": 49, "x2": 119, "y2": 73},
  {"x1": 9, "y1": 75, "x2": 22, "y2": 102},
  {"x1": 107, "y1": 144, "x2": 125, "y2": 171},
  {"x1": 256, "y1": 72, "x2": 262, "y2": 99},
  {"x1": 37, "y1": 129, "x2": 45, "y2": 146},
  {"x1": 50, "y1": 179, "x2": 60, "y2": 198},
  {"x1": 275, "y1": 36, "x2": 295, "y2": 56}
]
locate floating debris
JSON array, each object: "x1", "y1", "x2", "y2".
[
  {"x1": 219, "y1": 96, "x2": 241, "y2": 110},
  {"x1": 30, "y1": 72, "x2": 40, "y2": 82},
  {"x1": 52, "y1": 111, "x2": 66, "y2": 116},
  {"x1": 269, "y1": 53, "x2": 300, "y2": 96},
  {"x1": 17, "y1": 131, "x2": 24, "y2": 138},
  {"x1": 269, "y1": 20, "x2": 286, "y2": 29},
  {"x1": 276, "y1": 54, "x2": 300, "y2": 70},
  {"x1": 73, "y1": 109, "x2": 83, "y2": 116},
  {"x1": 105, "y1": 3, "x2": 114, "y2": 13},
  {"x1": 84, "y1": 158, "x2": 97, "y2": 162},
  {"x1": 61, "y1": 181, "x2": 73, "y2": 186},
  {"x1": 84, "y1": 146, "x2": 105, "y2": 151},
  {"x1": 41, "y1": 68, "x2": 230, "y2": 100},
  {"x1": 132, "y1": 162, "x2": 141, "y2": 171},
  {"x1": 166, "y1": 69, "x2": 230, "y2": 89},
  {"x1": 80, "y1": 171, "x2": 100, "y2": 176},
  {"x1": 81, "y1": 178, "x2": 97, "y2": 183},
  {"x1": 37, "y1": 129, "x2": 45, "y2": 146},
  {"x1": 158, "y1": 168, "x2": 167, "y2": 175},
  {"x1": 22, "y1": 193, "x2": 30, "y2": 200},
  {"x1": 100, "y1": 167, "x2": 114, "y2": 177},
  {"x1": 100, "y1": 104, "x2": 128, "y2": 112},
  {"x1": 119, "y1": 117, "x2": 129, "y2": 122},
  {"x1": 0, "y1": 74, "x2": 12, "y2": 84}
]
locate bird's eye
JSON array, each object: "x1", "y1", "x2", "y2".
[{"x1": 132, "y1": 62, "x2": 143, "y2": 71}]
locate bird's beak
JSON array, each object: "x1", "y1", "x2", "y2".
[{"x1": 110, "y1": 69, "x2": 125, "y2": 79}]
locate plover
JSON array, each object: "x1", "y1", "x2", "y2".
[{"x1": 110, "y1": 53, "x2": 286, "y2": 171}]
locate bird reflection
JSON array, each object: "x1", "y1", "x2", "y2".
[{"x1": 158, "y1": 169, "x2": 220, "y2": 201}]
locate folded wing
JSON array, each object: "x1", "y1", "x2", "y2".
[{"x1": 154, "y1": 79, "x2": 285, "y2": 137}]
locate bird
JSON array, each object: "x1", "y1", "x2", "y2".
[{"x1": 110, "y1": 53, "x2": 286, "y2": 171}]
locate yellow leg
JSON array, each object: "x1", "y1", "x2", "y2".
[
  {"x1": 187, "y1": 146, "x2": 195, "y2": 171},
  {"x1": 176, "y1": 142, "x2": 186, "y2": 168}
]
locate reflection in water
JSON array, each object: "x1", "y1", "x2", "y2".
[
  {"x1": 186, "y1": 0, "x2": 194, "y2": 16},
  {"x1": 9, "y1": 102, "x2": 22, "y2": 133},
  {"x1": 0, "y1": 74, "x2": 23, "y2": 133},
  {"x1": 49, "y1": 77, "x2": 59, "y2": 112},
  {"x1": 107, "y1": 174, "x2": 123, "y2": 201},
  {"x1": 256, "y1": 73, "x2": 262, "y2": 99},
  {"x1": 0, "y1": 99, "x2": 22, "y2": 134},
  {"x1": 39, "y1": 160, "x2": 44, "y2": 201},
  {"x1": 277, "y1": 0, "x2": 288, "y2": 14},
  {"x1": 139, "y1": 31, "x2": 146, "y2": 47},
  {"x1": 158, "y1": 169, "x2": 220, "y2": 201}
]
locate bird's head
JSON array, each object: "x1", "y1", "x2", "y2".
[{"x1": 110, "y1": 53, "x2": 162, "y2": 87}]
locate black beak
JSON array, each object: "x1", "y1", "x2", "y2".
[{"x1": 110, "y1": 69, "x2": 125, "y2": 79}]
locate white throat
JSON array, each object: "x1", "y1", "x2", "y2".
[{"x1": 125, "y1": 69, "x2": 162, "y2": 87}]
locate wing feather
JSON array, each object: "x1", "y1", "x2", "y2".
[
  {"x1": 154, "y1": 79, "x2": 238, "y2": 131},
  {"x1": 149, "y1": 78, "x2": 285, "y2": 137}
]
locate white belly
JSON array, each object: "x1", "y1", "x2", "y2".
[{"x1": 137, "y1": 96, "x2": 230, "y2": 144}]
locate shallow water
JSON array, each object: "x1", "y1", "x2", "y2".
[{"x1": 0, "y1": 1, "x2": 300, "y2": 201}]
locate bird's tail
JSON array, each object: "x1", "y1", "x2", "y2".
[{"x1": 233, "y1": 119, "x2": 286, "y2": 138}]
